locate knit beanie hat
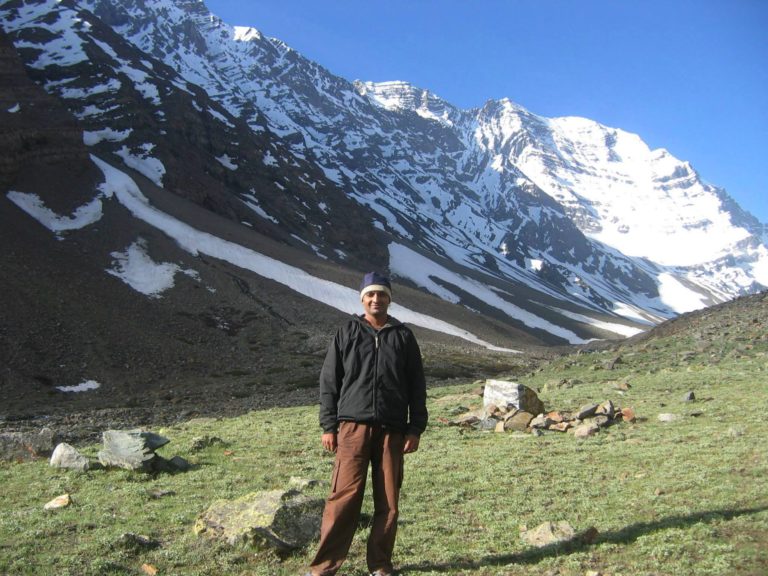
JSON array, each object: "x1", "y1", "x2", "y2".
[{"x1": 359, "y1": 271, "x2": 392, "y2": 301}]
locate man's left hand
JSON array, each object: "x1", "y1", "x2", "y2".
[{"x1": 403, "y1": 434, "x2": 420, "y2": 454}]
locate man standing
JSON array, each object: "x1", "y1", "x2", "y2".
[{"x1": 306, "y1": 272, "x2": 428, "y2": 576}]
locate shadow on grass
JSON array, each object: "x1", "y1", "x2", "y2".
[{"x1": 400, "y1": 505, "x2": 768, "y2": 573}]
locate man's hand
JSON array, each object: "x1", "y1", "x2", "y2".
[
  {"x1": 403, "y1": 434, "x2": 420, "y2": 454},
  {"x1": 321, "y1": 432, "x2": 337, "y2": 453}
]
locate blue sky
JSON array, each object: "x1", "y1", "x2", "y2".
[{"x1": 203, "y1": 0, "x2": 767, "y2": 223}]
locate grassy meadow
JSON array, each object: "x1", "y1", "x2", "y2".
[{"x1": 1, "y1": 305, "x2": 767, "y2": 575}]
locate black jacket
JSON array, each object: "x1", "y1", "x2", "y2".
[{"x1": 319, "y1": 314, "x2": 428, "y2": 436}]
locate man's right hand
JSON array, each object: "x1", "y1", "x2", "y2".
[{"x1": 321, "y1": 432, "x2": 337, "y2": 453}]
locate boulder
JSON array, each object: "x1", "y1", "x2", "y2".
[
  {"x1": 195, "y1": 489, "x2": 324, "y2": 551},
  {"x1": 0, "y1": 428, "x2": 55, "y2": 461},
  {"x1": 50, "y1": 442, "x2": 90, "y2": 472},
  {"x1": 98, "y1": 430, "x2": 169, "y2": 471},
  {"x1": 483, "y1": 380, "x2": 544, "y2": 415}
]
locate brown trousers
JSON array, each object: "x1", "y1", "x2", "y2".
[{"x1": 310, "y1": 422, "x2": 405, "y2": 575}]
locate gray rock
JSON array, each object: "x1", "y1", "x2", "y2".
[
  {"x1": 0, "y1": 428, "x2": 55, "y2": 462},
  {"x1": 483, "y1": 380, "x2": 544, "y2": 416},
  {"x1": 475, "y1": 417, "x2": 499, "y2": 431},
  {"x1": 529, "y1": 414, "x2": 554, "y2": 429},
  {"x1": 595, "y1": 400, "x2": 615, "y2": 418},
  {"x1": 573, "y1": 423, "x2": 600, "y2": 438},
  {"x1": 113, "y1": 532, "x2": 161, "y2": 552},
  {"x1": 683, "y1": 391, "x2": 696, "y2": 402},
  {"x1": 50, "y1": 442, "x2": 90, "y2": 472},
  {"x1": 98, "y1": 430, "x2": 167, "y2": 471},
  {"x1": 521, "y1": 521, "x2": 576, "y2": 547},
  {"x1": 195, "y1": 489, "x2": 324, "y2": 551},
  {"x1": 575, "y1": 403, "x2": 599, "y2": 420},
  {"x1": 190, "y1": 435, "x2": 226, "y2": 452},
  {"x1": 289, "y1": 477, "x2": 320, "y2": 490},
  {"x1": 503, "y1": 411, "x2": 534, "y2": 432},
  {"x1": 658, "y1": 413, "x2": 679, "y2": 423}
]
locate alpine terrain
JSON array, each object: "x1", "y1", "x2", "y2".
[{"x1": 1, "y1": 0, "x2": 766, "y2": 428}]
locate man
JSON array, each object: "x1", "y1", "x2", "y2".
[{"x1": 306, "y1": 271, "x2": 428, "y2": 576}]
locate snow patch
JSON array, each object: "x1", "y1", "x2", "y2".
[
  {"x1": 6, "y1": 190, "x2": 106, "y2": 236},
  {"x1": 56, "y1": 380, "x2": 101, "y2": 393},
  {"x1": 657, "y1": 273, "x2": 710, "y2": 314},
  {"x1": 106, "y1": 238, "x2": 188, "y2": 298}
]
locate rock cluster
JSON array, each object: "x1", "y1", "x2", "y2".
[
  {"x1": 48, "y1": 429, "x2": 190, "y2": 473},
  {"x1": 445, "y1": 380, "x2": 635, "y2": 438}
]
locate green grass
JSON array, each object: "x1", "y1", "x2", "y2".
[{"x1": 2, "y1": 330, "x2": 767, "y2": 575}]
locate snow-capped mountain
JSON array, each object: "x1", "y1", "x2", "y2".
[{"x1": 1, "y1": 0, "x2": 766, "y2": 369}]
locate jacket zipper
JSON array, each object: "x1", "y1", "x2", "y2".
[{"x1": 373, "y1": 331, "x2": 379, "y2": 420}]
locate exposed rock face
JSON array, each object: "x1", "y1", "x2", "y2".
[
  {"x1": 0, "y1": 427, "x2": 54, "y2": 461},
  {"x1": 0, "y1": 30, "x2": 94, "y2": 195}
]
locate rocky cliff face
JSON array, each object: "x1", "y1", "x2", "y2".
[{"x1": 0, "y1": 30, "x2": 93, "y2": 194}]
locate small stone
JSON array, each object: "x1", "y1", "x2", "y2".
[
  {"x1": 549, "y1": 422, "x2": 572, "y2": 432},
  {"x1": 141, "y1": 564, "x2": 158, "y2": 576},
  {"x1": 147, "y1": 488, "x2": 176, "y2": 499},
  {"x1": 529, "y1": 414, "x2": 554, "y2": 429},
  {"x1": 620, "y1": 406, "x2": 636, "y2": 422},
  {"x1": 521, "y1": 520, "x2": 576, "y2": 547},
  {"x1": 575, "y1": 403, "x2": 599, "y2": 420},
  {"x1": 573, "y1": 423, "x2": 600, "y2": 438},
  {"x1": 658, "y1": 413, "x2": 679, "y2": 423},
  {"x1": 475, "y1": 417, "x2": 499, "y2": 431},
  {"x1": 44, "y1": 494, "x2": 72, "y2": 510},
  {"x1": 114, "y1": 532, "x2": 161, "y2": 551},
  {"x1": 289, "y1": 477, "x2": 319, "y2": 490},
  {"x1": 683, "y1": 391, "x2": 696, "y2": 402},
  {"x1": 596, "y1": 400, "x2": 615, "y2": 418},
  {"x1": 504, "y1": 411, "x2": 534, "y2": 432},
  {"x1": 190, "y1": 435, "x2": 226, "y2": 451}
]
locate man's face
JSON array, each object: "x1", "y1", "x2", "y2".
[{"x1": 362, "y1": 290, "x2": 391, "y2": 318}]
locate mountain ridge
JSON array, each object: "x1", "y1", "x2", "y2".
[{"x1": 1, "y1": 0, "x2": 766, "y2": 426}]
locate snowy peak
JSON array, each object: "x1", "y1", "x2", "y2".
[{"x1": 356, "y1": 80, "x2": 459, "y2": 126}]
